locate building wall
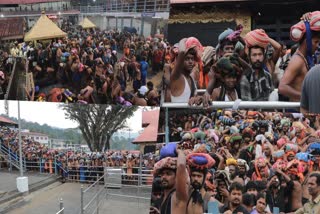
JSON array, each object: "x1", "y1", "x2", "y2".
[
  {"x1": 23, "y1": 134, "x2": 49, "y2": 145},
  {"x1": 0, "y1": 1, "x2": 71, "y2": 12},
  {"x1": 168, "y1": 6, "x2": 251, "y2": 46},
  {"x1": 88, "y1": 16, "x2": 152, "y2": 37}
]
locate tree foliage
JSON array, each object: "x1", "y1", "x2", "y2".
[
  {"x1": 61, "y1": 104, "x2": 138, "y2": 152},
  {"x1": 0, "y1": 114, "x2": 81, "y2": 143}
]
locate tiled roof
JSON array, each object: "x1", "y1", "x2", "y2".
[
  {"x1": 0, "y1": 0, "x2": 68, "y2": 4},
  {"x1": 0, "y1": 17, "x2": 24, "y2": 40},
  {"x1": 0, "y1": 116, "x2": 18, "y2": 125}
]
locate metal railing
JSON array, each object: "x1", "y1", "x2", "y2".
[
  {"x1": 162, "y1": 101, "x2": 301, "y2": 110},
  {"x1": 0, "y1": 143, "x2": 26, "y2": 171},
  {"x1": 4, "y1": 56, "x2": 27, "y2": 101},
  {"x1": 73, "y1": 0, "x2": 170, "y2": 14},
  {"x1": 105, "y1": 170, "x2": 153, "y2": 203},
  {"x1": 162, "y1": 89, "x2": 300, "y2": 110},
  {"x1": 80, "y1": 174, "x2": 106, "y2": 214},
  {"x1": 56, "y1": 198, "x2": 64, "y2": 214},
  {"x1": 0, "y1": 9, "x2": 80, "y2": 17}
]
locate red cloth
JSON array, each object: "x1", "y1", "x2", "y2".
[
  {"x1": 244, "y1": 29, "x2": 269, "y2": 49},
  {"x1": 290, "y1": 11, "x2": 320, "y2": 42}
]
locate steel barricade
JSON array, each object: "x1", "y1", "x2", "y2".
[
  {"x1": 80, "y1": 173, "x2": 106, "y2": 214},
  {"x1": 55, "y1": 198, "x2": 64, "y2": 214},
  {"x1": 105, "y1": 168, "x2": 153, "y2": 208}
]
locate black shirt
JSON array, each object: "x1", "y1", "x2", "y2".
[
  {"x1": 266, "y1": 179, "x2": 294, "y2": 213},
  {"x1": 219, "y1": 203, "x2": 250, "y2": 214}
]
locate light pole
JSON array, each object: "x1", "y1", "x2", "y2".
[
  {"x1": 16, "y1": 101, "x2": 28, "y2": 193},
  {"x1": 18, "y1": 101, "x2": 23, "y2": 177}
]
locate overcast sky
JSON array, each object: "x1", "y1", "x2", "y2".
[{"x1": 0, "y1": 101, "x2": 146, "y2": 132}]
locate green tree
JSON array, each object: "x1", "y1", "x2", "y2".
[{"x1": 61, "y1": 104, "x2": 138, "y2": 152}]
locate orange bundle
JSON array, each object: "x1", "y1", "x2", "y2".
[{"x1": 244, "y1": 29, "x2": 270, "y2": 49}]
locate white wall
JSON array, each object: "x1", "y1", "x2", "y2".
[{"x1": 88, "y1": 16, "x2": 152, "y2": 37}]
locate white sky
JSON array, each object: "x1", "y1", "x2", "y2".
[{"x1": 0, "y1": 101, "x2": 147, "y2": 132}]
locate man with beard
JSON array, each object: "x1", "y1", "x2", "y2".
[
  {"x1": 151, "y1": 144, "x2": 189, "y2": 214},
  {"x1": 170, "y1": 37, "x2": 202, "y2": 104},
  {"x1": 265, "y1": 168, "x2": 293, "y2": 213},
  {"x1": 240, "y1": 44, "x2": 274, "y2": 101},
  {"x1": 186, "y1": 153, "x2": 216, "y2": 214},
  {"x1": 219, "y1": 182, "x2": 249, "y2": 214},
  {"x1": 237, "y1": 159, "x2": 250, "y2": 185}
]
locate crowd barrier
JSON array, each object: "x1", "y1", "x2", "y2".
[
  {"x1": 105, "y1": 169, "x2": 153, "y2": 207},
  {"x1": 73, "y1": 0, "x2": 170, "y2": 14},
  {"x1": 55, "y1": 198, "x2": 64, "y2": 214},
  {"x1": 162, "y1": 101, "x2": 301, "y2": 111},
  {"x1": 80, "y1": 174, "x2": 105, "y2": 214},
  {"x1": 162, "y1": 88, "x2": 301, "y2": 111}
]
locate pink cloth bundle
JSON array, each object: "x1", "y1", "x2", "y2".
[
  {"x1": 244, "y1": 29, "x2": 270, "y2": 49},
  {"x1": 290, "y1": 11, "x2": 320, "y2": 42}
]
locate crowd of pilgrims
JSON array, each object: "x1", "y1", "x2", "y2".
[
  {"x1": 0, "y1": 19, "x2": 167, "y2": 106},
  {"x1": 163, "y1": 11, "x2": 320, "y2": 112},
  {"x1": 150, "y1": 110, "x2": 320, "y2": 214},
  {"x1": 0, "y1": 126, "x2": 155, "y2": 183}
]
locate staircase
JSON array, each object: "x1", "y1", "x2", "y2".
[{"x1": 0, "y1": 143, "x2": 26, "y2": 172}]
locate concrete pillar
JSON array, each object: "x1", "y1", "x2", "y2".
[
  {"x1": 116, "y1": 17, "x2": 118, "y2": 31},
  {"x1": 121, "y1": 17, "x2": 124, "y2": 30},
  {"x1": 130, "y1": 18, "x2": 133, "y2": 27},
  {"x1": 140, "y1": 18, "x2": 144, "y2": 36}
]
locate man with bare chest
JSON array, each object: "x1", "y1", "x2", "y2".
[
  {"x1": 151, "y1": 144, "x2": 189, "y2": 214},
  {"x1": 279, "y1": 12, "x2": 320, "y2": 101}
]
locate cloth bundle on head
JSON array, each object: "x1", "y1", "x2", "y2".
[
  {"x1": 280, "y1": 118, "x2": 291, "y2": 127},
  {"x1": 272, "y1": 159, "x2": 288, "y2": 171},
  {"x1": 273, "y1": 150, "x2": 285, "y2": 161},
  {"x1": 264, "y1": 132, "x2": 274, "y2": 142},
  {"x1": 285, "y1": 143, "x2": 299, "y2": 154},
  {"x1": 206, "y1": 129, "x2": 219, "y2": 143},
  {"x1": 290, "y1": 11, "x2": 320, "y2": 42},
  {"x1": 226, "y1": 158, "x2": 238, "y2": 166},
  {"x1": 194, "y1": 131, "x2": 206, "y2": 141},
  {"x1": 277, "y1": 137, "x2": 288, "y2": 149},
  {"x1": 242, "y1": 127, "x2": 254, "y2": 138},
  {"x1": 194, "y1": 143, "x2": 205, "y2": 153},
  {"x1": 216, "y1": 56, "x2": 242, "y2": 78},
  {"x1": 219, "y1": 116, "x2": 236, "y2": 126},
  {"x1": 229, "y1": 134, "x2": 242, "y2": 143},
  {"x1": 153, "y1": 157, "x2": 177, "y2": 175},
  {"x1": 214, "y1": 170, "x2": 231, "y2": 188},
  {"x1": 216, "y1": 25, "x2": 243, "y2": 51},
  {"x1": 286, "y1": 159, "x2": 305, "y2": 182},
  {"x1": 201, "y1": 46, "x2": 215, "y2": 67},
  {"x1": 182, "y1": 132, "x2": 193, "y2": 141},
  {"x1": 244, "y1": 29, "x2": 270, "y2": 49},
  {"x1": 187, "y1": 153, "x2": 216, "y2": 170},
  {"x1": 179, "y1": 37, "x2": 203, "y2": 58},
  {"x1": 252, "y1": 157, "x2": 269, "y2": 181},
  {"x1": 296, "y1": 152, "x2": 312, "y2": 163},
  {"x1": 237, "y1": 159, "x2": 249, "y2": 171},
  {"x1": 307, "y1": 142, "x2": 320, "y2": 155},
  {"x1": 230, "y1": 126, "x2": 239, "y2": 134},
  {"x1": 160, "y1": 143, "x2": 177, "y2": 160}
]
